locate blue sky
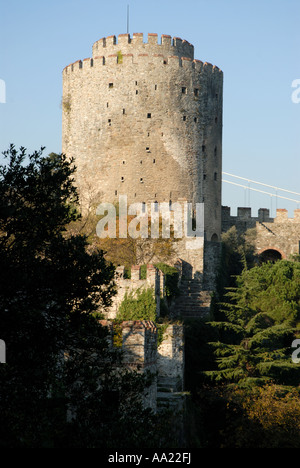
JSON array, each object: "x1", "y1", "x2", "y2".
[{"x1": 1, "y1": 0, "x2": 299, "y2": 216}]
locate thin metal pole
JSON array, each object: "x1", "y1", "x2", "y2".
[{"x1": 127, "y1": 5, "x2": 129, "y2": 34}]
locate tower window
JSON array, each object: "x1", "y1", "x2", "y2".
[
  {"x1": 115, "y1": 190, "x2": 117, "y2": 195},
  {"x1": 153, "y1": 159, "x2": 156, "y2": 164},
  {"x1": 147, "y1": 113, "x2": 151, "y2": 118},
  {"x1": 214, "y1": 146, "x2": 217, "y2": 157},
  {"x1": 214, "y1": 172, "x2": 217, "y2": 181},
  {"x1": 194, "y1": 117, "x2": 198, "y2": 123},
  {"x1": 123, "y1": 108, "x2": 125, "y2": 114},
  {"x1": 122, "y1": 160, "x2": 126, "y2": 164},
  {"x1": 136, "y1": 90, "x2": 138, "y2": 94},
  {"x1": 183, "y1": 116, "x2": 186, "y2": 121},
  {"x1": 215, "y1": 117, "x2": 218, "y2": 123},
  {"x1": 182, "y1": 87, "x2": 187, "y2": 94},
  {"x1": 203, "y1": 174, "x2": 206, "y2": 180},
  {"x1": 121, "y1": 176, "x2": 124, "y2": 182},
  {"x1": 108, "y1": 83, "x2": 113, "y2": 88},
  {"x1": 202, "y1": 145, "x2": 206, "y2": 152},
  {"x1": 135, "y1": 81, "x2": 138, "y2": 85},
  {"x1": 108, "y1": 119, "x2": 111, "y2": 126},
  {"x1": 140, "y1": 178, "x2": 144, "y2": 183},
  {"x1": 146, "y1": 147, "x2": 150, "y2": 152},
  {"x1": 194, "y1": 88, "x2": 199, "y2": 96},
  {"x1": 155, "y1": 84, "x2": 157, "y2": 90}
]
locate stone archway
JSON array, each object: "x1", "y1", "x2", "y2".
[{"x1": 258, "y1": 247, "x2": 285, "y2": 263}]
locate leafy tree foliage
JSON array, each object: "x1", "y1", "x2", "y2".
[
  {"x1": 204, "y1": 259, "x2": 300, "y2": 386},
  {"x1": 0, "y1": 145, "x2": 171, "y2": 448}
]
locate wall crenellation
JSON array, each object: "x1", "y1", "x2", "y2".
[
  {"x1": 222, "y1": 206, "x2": 300, "y2": 261},
  {"x1": 103, "y1": 264, "x2": 164, "y2": 320},
  {"x1": 63, "y1": 54, "x2": 222, "y2": 75},
  {"x1": 92, "y1": 33, "x2": 194, "y2": 61}
]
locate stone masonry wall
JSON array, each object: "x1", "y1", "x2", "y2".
[
  {"x1": 62, "y1": 32, "x2": 223, "y2": 242},
  {"x1": 103, "y1": 264, "x2": 164, "y2": 319},
  {"x1": 222, "y1": 206, "x2": 300, "y2": 259}
]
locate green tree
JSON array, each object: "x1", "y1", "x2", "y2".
[
  {"x1": 0, "y1": 145, "x2": 167, "y2": 448},
  {"x1": 204, "y1": 259, "x2": 300, "y2": 387}
]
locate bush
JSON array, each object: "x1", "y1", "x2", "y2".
[{"x1": 117, "y1": 287, "x2": 157, "y2": 321}]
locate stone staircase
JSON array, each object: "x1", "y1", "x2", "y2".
[{"x1": 173, "y1": 277, "x2": 212, "y2": 319}]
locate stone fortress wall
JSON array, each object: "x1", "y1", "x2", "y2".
[
  {"x1": 62, "y1": 32, "x2": 223, "y2": 243},
  {"x1": 99, "y1": 265, "x2": 185, "y2": 413},
  {"x1": 222, "y1": 206, "x2": 300, "y2": 260}
]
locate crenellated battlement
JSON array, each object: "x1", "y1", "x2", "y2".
[
  {"x1": 102, "y1": 265, "x2": 165, "y2": 320},
  {"x1": 222, "y1": 206, "x2": 300, "y2": 224},
  {"x1": 63, "y1": 52, "x2": 222, "y2": 75},
  {"x1": 92, "y1": 32, "x2": 194, "y2": 60},
  {"x1": 221, "y1": 206, "x2": 300, "y2": 261}
]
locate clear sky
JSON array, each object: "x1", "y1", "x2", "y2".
[{"x1": 1, "y1": 0, "x2": 299, "y2": 216}]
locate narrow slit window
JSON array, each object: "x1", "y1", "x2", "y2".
[
  {"x1": 155, "y1": 84, "x2": 157, "y2": 90},
  {"x1": 183, "y1": 115, "x2": 186, "y2": 121},
  {"x1": 123, "y1": 108, "x2": 125, "y2": 114},
  {"x1": 182, "y1": 87, "x2": 187, "y2": 94},
  {"x1": 108, "y1": 119, "x2": 111, "y2": 126},
  {"x1": 202, "y1": 145, "x2": 206, "y2": 152},
  {"x1": 153, "y1": 159, "x2": 156, "y2": 164},
  {"x1": 115, "y1": 190, "x2": 117, "y2": 195},
  {"x1": 215, "y1": 117, "x2": 218, "y2": 123},
  {"x1": 194, "y1": 117, "x2": 198, "y2": 123},
  {"x1": 194, "y1": 88, "x2": 199, "y2": 96},
  {"x1": 136, "y1": 90, "x2": 138, "y2": 94},
  {"x1": 214, "y1": 172, "x2": 217, "y2": 181},
  {"x1": 121, "y1": 176, "x2": 124, "y2": 182}
]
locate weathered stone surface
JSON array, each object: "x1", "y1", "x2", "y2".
[
  {"x1": 222, "y1": 206, "x2": 300, "y2": 260},
  {"x1": 62, "y1": 32, "x2": 223, "y2": 244}
]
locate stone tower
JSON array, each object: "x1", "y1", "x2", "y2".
[{"x1": 62, "y1": 33, "x2": 223, "y2": 243}]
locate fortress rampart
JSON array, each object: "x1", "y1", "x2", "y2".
[
  {"x1": 103, "y1": 264, "x2": 164, "y2": 320},
  {"x1": 222, "y1": 206, "x2": 300, "y2": 260},
  {"x1": 92, "y1": 33, "x2": 194, "y2": 60},
  {"x1": 62, "y1": 32, "x2": 223, "y2": 242}
]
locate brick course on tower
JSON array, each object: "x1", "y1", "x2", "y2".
[{"x1": 62, "y1": 32, "x2": 223, "y2": 242}]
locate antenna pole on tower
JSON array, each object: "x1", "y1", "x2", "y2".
[{"x1": 127, "y1": 5, "x2": 129, "y2": 34}]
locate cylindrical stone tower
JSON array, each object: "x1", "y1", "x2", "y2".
[{"x1": 62, "y1": 33, "x2": 223, "y2": 241}]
